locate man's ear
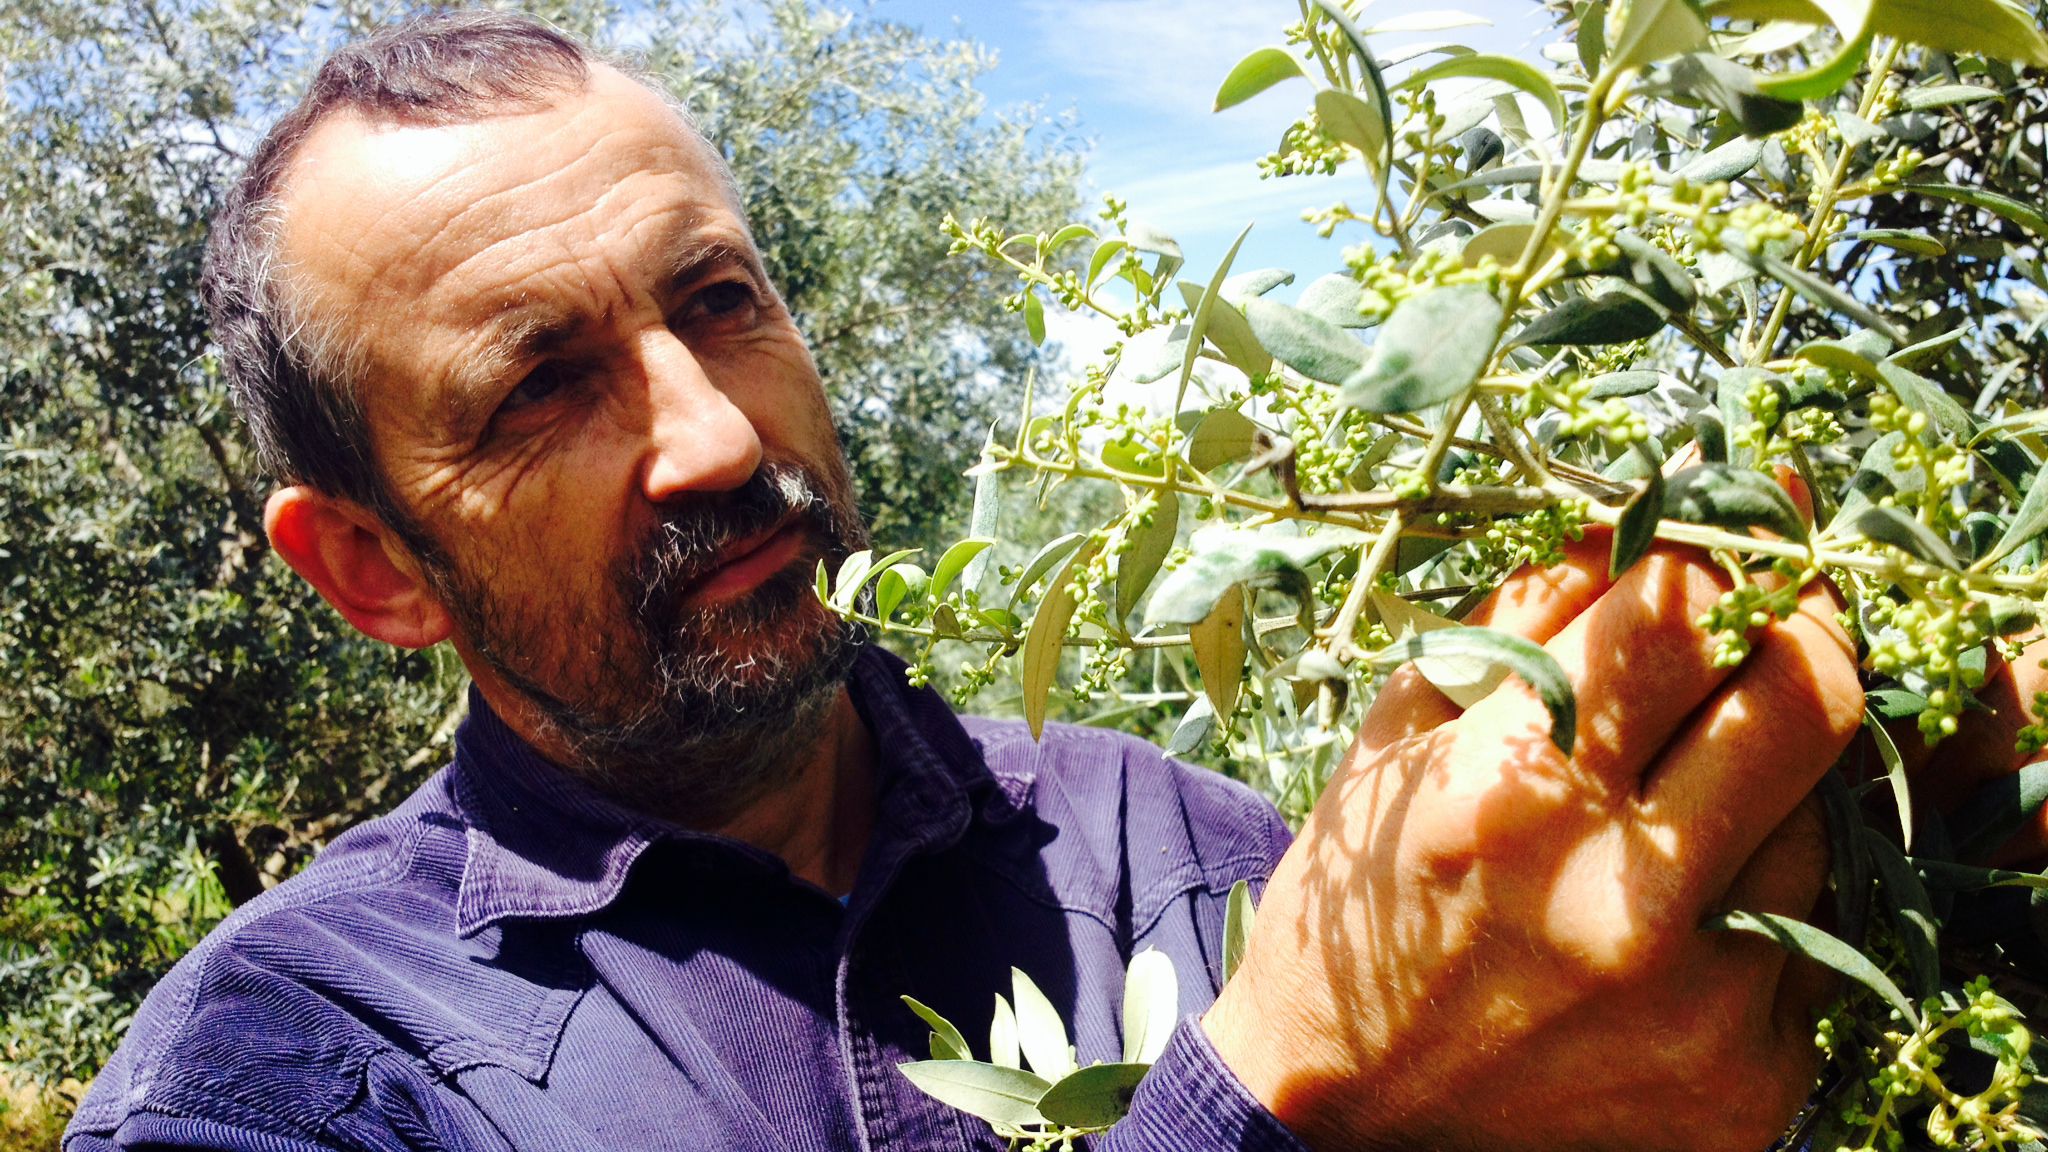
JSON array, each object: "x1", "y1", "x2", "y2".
[{"x1": 265, "y1": 486, "x2": 453, "y2": 649}]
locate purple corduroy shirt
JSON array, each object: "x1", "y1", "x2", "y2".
[{"x1": 65, "y1": 645, "x2": 1309, "y2": 1151}]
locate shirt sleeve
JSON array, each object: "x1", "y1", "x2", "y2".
[{"x1": 1096, "y1": 1018, "x2": 1312, "y2": 1152}]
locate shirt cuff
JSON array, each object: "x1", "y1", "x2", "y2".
[{"x1": 1099, "y1": 1017, "x2": 1311, "y2": 1152}]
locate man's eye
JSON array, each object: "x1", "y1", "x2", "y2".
[
  {"x1": 502, "y1": 364, "x2": 575, "y2": 412},
  {"x1": 684, "y1": 281, "x2": 760, "y2": 324}
]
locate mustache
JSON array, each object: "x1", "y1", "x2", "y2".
[{"x1": 627, "y1": 462, "x2": 845, "y2": 626}]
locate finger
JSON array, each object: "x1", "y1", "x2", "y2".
[
  {"x1": 1915, "y1": 639, "x2": 2043, "y2": 811},
  {"x1": 1642, "y1": 579, "x2": 1863, "y2": 900},
  {"x1": 1463, "y1": 543, "x2": 1743, "y2": 788},
  {"x1": 1460, "y1": 530, "x2": 1616, "y2": 642},
  {"x1": 1706, "y1": 798, "x2": 1832, "y2": 1046},
  {"x1": 1773, "y1": 463, "x2": 1814, "y2": 527}
]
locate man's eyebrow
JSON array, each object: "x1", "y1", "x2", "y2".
[
  {"x1": 435, "y1": 306, "x2": 582, "y2": 433},
  {"x1": 657, "y1": 235, "x2": 765, "y2": 295},
  {"x1": 433, "y1": 233, "x2": 767, "y2": 434}
]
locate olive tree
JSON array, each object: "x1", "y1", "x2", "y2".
[{"x1": 0, "y1": 0, "x2": 1080, "y2": 1127}]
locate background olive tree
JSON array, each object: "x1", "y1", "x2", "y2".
[{"x1": 0, "y1": 0, "x2": 1079, "y2": 1138}]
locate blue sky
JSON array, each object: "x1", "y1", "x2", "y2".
[{"x1": 871, "y1": 0, "x2": 1555, "y2": 307}]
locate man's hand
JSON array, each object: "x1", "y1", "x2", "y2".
[
  {"x1": 1885, "y1": 631, "x2": 2048, "y2": 867},
  {"x1": 1203, "y1": 535, "x2": 1862, "y2": 1151}
]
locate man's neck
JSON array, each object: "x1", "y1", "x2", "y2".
[
  {"x1": 708, "y1": 688, "x2": 875, "y2": 896},
  {"x1": 472, "y1": 671, "x2": 878, "y2": 896}
]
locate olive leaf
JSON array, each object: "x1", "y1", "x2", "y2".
[
  {"x1": 1512, "y1": 287, "x2": 1665, "y2": 347},
  {"x1": 897, "y1": 1061, "x2": 1051, "y2": 1129},
  {"x1": 1611, "y1": 456, "x2": 1666, "y2": 580},
  {"x1": 1866, "y1": 834, "x2": 1941, "y2": 1003},
  {"x1": 1368, "y1": 627, "x2": 1578, "y2": 754},
  {"x1": 1009, "y1": 967, "x2": 1075, "y2": 1081},
  {"x1": 1987, "y1": 461, "x2": 2048, "y2": 565},
  {"x1": 930, "y1": 538, "x2": 995, "y2": 602},
  {"x1": 1864, "y1": 710, "x2": 1914, "y2": 853},
  {"x1": 1854, "y1": 506, "x2": 1959, "y2": 569},
  {"x1": 1242, "y1": 297, "x2": 1368, "y2": 384},
  {"x1": 1120, "y1": 949, "x2": 1178, "y2": 1065},
  {"x1": 1190, "y1": 587, "x2": 1248, "y2": 720},
  {"x1": 1400, "y1": 54, "x2": 1566, "y2": 133},
  {"x1": 1144, "y1": 527, "x2": 1369, "y2": 626},
  {"x1": 1220, "y1": 268, "x2": 1295, "y2": 302},
  {"x1": 1705, "y1": 910, "x2": 1919, "y2": 1025},
  {"x1": 903, "y1": 996, "x2": 971, "y2": 1061},
  {"x1": 1114, "y1": 494, "x2": 1179, "y2": 622},
  {"x1": 1164, "y1": 697, "x2": 1216, "y2": 757},
  {"x1": 1295, "y1": 273, "x2": 1370, "y2": 328},
  {"x1": 990, "y1": 995, "x2": 1021, "y2": 1070},
  {"x1": 1337, "y1": 284, "x2": 1503, "y2": 413},
  {"x1": 1665, "y1": 53, "x2": 1806, "y2": 135},
  {"x1": 1607, "y1": 0, "x2": 1708, "y2": 73},
  {"x1": 1662, "y1": 464, "x2": 1809, "y2": 543},
  {"x1": 1020, "y1": 537, "x2": 1101, "y2": 740},
  {"x1": 1214, "y1": 46, "x2": 1307, "y2": 111},
  {"x1": 1223, "y1": 878, "x2": 1256, "y2": 984},
  {"x1": 1949, "y1": 762, "x2": 2048, "y2": 864},
  {"x1": 1036, "y1": 1063, "x2": 1151, "y2": 1130}
]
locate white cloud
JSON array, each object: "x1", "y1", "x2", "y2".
[{"x1": 1024, "y1": 0, "x2": 1303, "y2": 115}]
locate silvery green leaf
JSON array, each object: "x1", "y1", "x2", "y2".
[
  {"x1": 1611, "y1": 460, "x2": 1665, "y2": 580},
  {"x1": 1020, "y1": 538, "x2": 1100, "y2": 741},
  {"x1": 1144, "y1": 526, "x2": 1370, "y2": 626},
  {"x1": 1875, "y1": 361, "x2": 1974, "y2": 440},
  {"x1": 1705, "y1": 910, "x2": 1918, "y2": 1025},
  {"x1": 990, "y1": 994, "x2": 1020, "y2": 1069},
  {"x1": 1223, "y1": 878, "x2": 1256, "y2": 983},
  {"x1": 1585, "y1": 370, "x2": 1661, "y2": 399},
  {"x1": 1010, "y1": 967, "x2": 1075, "y2": 1081},
  {"x1": 1676, "y1": 137, "x2": 1764, "y2": 182},
  {"x1": 1368, "y1": 627, "x2": 1577, "y2": 754},
  {"x1": 1163, "y1": 697, "x2": 1216, "y2": 757},
  {"x1": 1242, "y1": 297, "x2": 1368, "y2": 383},
  {"x1": 1988, "y1": 461, "x2": 2048, "y2": 565},
  {"x1": 1950, "y1": 762, "x2": 2048, "y2": 864},
  {"x1": 1607, "y1": 0, "x2": 1708, "y2": 72},
  {"x1": 1865, "y1": 834, "x2": 1940, "y2": 1003},
  {"x1": 1120, "y1": 949, "x2": 1178, "y2": 1064},
  {"x1": 1853, "y1": 506, "x2": 1959, "y2": 569},
  {"x1": 903, "y1": 996, "x2": 971, "y2": 1061},
  {"x1": 1337, "y1": 285, "x2": 1503, "y2": 413},
  {"x1": 1182, "y1": 407, "x2": 1260, "y2": 473},
  {"x1": 898, "y1": 1060, "x2": 1051, "y2": 1128},
  {"x1": 1295, "y1": 273, "x2": 1369, "y2": 328},
  {"x1": 1036, "y1": 1063, "x2": 1151, "y2": 1130},
  {"x1": 1114, "y1": 491, "x2": 1178, "y2": 621},
  {"x1": 1214, "y1": 46, "x2": 1308, "y2": 112},
  {"x1": 1664, "y1": 53, "x2": 1804, "y2": 137},
  {"x1": 1011, "y1": 533, "x2": 1087, "y2": 605},
  {"x1": 930, "y1": 538, "x2": 995, "y2": 602},
  {"x1": 1511, "y1": 288, "x2": 1664, "y2": 346},
  {"x1": 1220, "y1": 268, "x2": 1295, "y2": 303},
  {"x1": 1662, "y1": 464, "x2": 1809, "y2": 543}
]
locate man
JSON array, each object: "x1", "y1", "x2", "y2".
[{"x1": 60, "y1": 12, "x2": 2043, "y2": 1152}]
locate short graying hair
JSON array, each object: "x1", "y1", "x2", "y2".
[{"x1": 201, "y1": 10, "x2": 732, "y2": 524}]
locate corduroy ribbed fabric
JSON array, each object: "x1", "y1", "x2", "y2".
[{"x1": 67, "y1": 645, "x2": 1307, "y2": 1151}]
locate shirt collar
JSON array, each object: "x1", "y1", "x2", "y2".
[{"x1": 449, "y1": 644, "x2": 1010, "y2": 937}]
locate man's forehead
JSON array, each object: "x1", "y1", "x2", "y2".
[{"x1": 273, "y1": 66, "x2": 741, "y2": 314}]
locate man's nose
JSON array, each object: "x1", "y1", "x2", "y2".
[{"x1": 636, "y1": 329, "x2": 763, "y2": 500}]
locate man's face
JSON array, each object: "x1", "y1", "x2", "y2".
[{"x1": 275, "y1": 66, "x2": 867, "y2": 813}]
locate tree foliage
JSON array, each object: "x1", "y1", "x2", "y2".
[
  {"x1": 837, "y1": 2, "x2": 2048, "y2": 1147},
  {"x1": 0, "y1": 0, "x2": 1079, "y2": 1121}
]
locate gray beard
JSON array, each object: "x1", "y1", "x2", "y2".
[{"x1": 402, "y1": 459, "x2": 870, "y2": 828}]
